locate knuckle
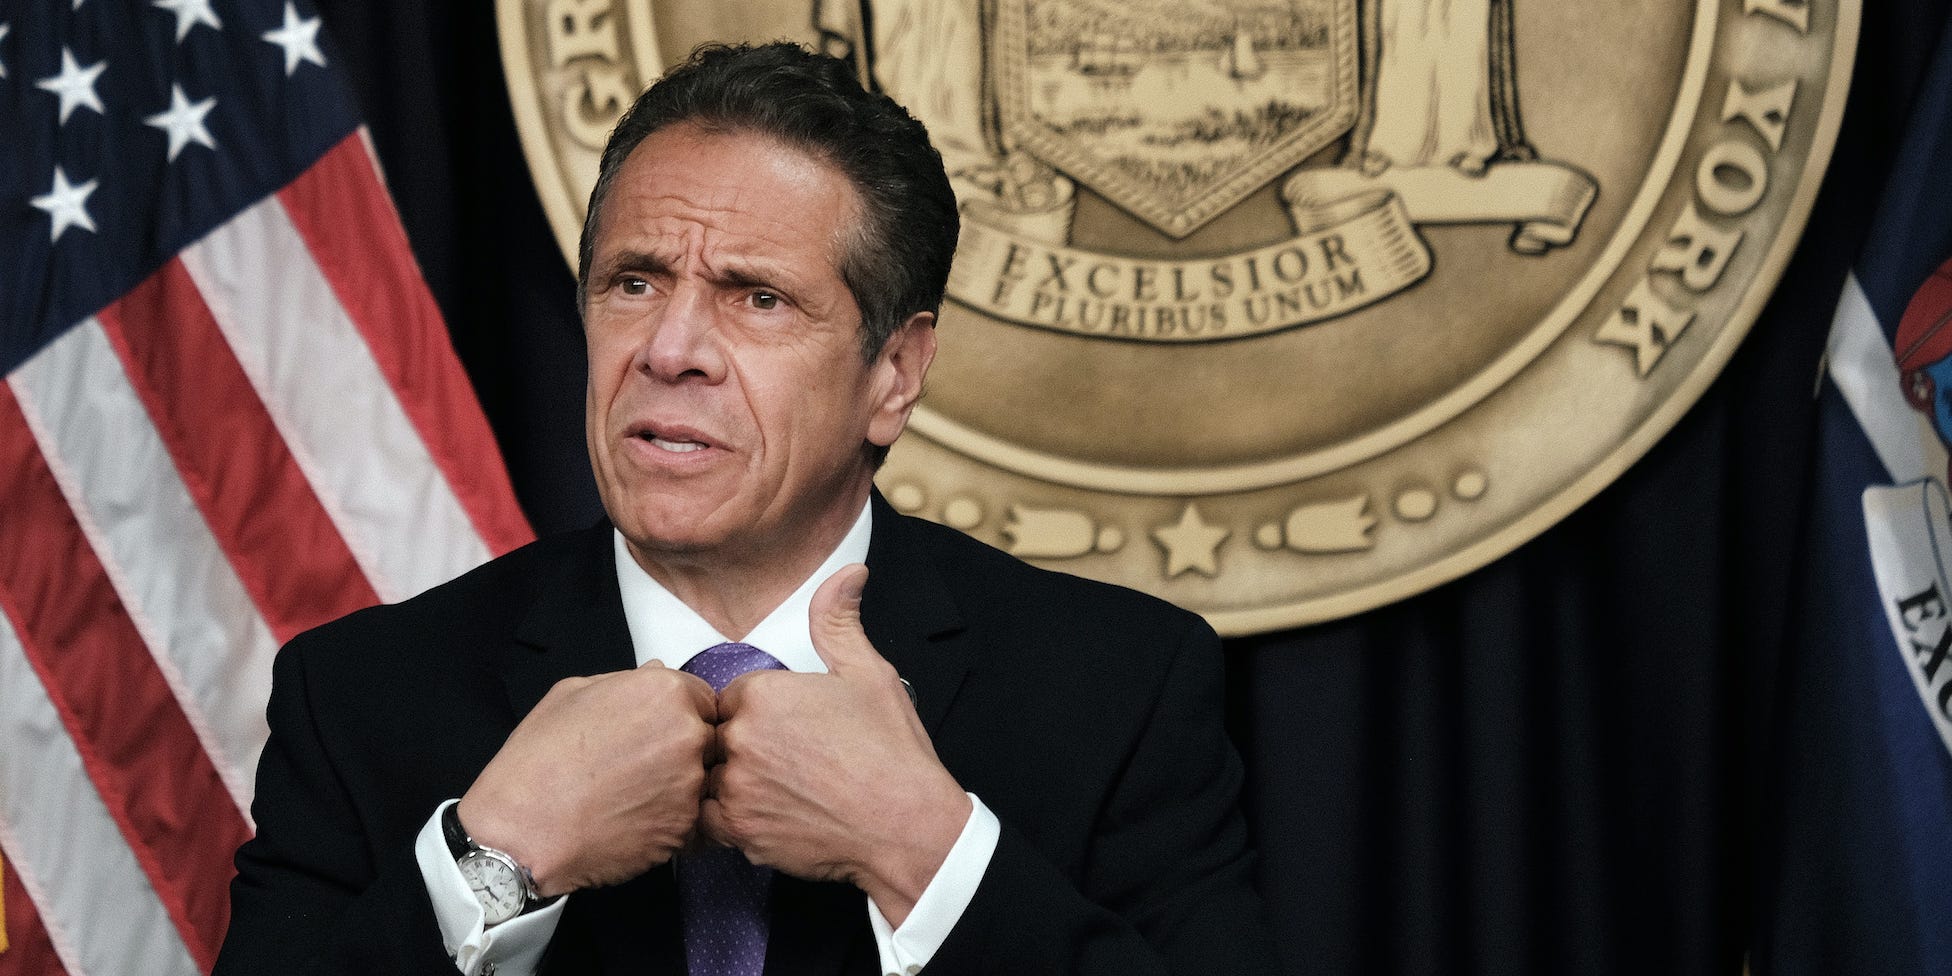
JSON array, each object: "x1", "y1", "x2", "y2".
[
  {"x1": 730, "y1": 671, "x2": 771, "y2": 700},
  {"x1": 716, "y1": 803, "x2": 752, "y2": 841},
  {"x1": 677, "y1": 767, "x2": 707, "y2": 801},
  {"x1": 543, "y1": 675, "x2": 590, "y2": 700},
  {"x1": 714, "y1": 763, "x2": 746, "y2": 800}
]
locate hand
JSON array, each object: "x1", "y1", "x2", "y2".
[
  {"x1": 701, "y1": 564, "x2": 971, "y2": 925},
  {"x1": 458, "y1": 661, "x2": 717, "y2": 897}
]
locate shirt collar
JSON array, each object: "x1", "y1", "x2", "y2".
[{"x1": 611, "y1": 500, "x2": 873, "y2": 674}]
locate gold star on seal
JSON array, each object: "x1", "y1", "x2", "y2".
[{"x1": 1152, "y1": 504, "x2": 1228, "y2": 578}]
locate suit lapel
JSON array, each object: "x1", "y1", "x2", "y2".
[
  {"x1": 502, "y1": 523, "x2": 638, "y2": 718},
  {"x1": 496, "y1": 525, "x2": 682, "y2": 974},
  {"x1": 861, "y1": 492, "x2": 974, "y2": 739},
  {"x1": 507, "y1": 506, "x2": 970, "y2": 734}
]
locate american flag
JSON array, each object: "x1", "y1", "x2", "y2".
[{"x1": 0, "y1": 2, "x2": 533, "y2": 973}]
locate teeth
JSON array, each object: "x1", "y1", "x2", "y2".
[{"x1": 648, "y1": 436, "x2": 705, "y2": 453}]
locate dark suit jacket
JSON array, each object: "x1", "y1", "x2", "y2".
[{"x1": 216, "y1": 494, "x2": 1280, "y2": 975}]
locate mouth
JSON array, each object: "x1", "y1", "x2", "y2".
[
  {"x1": 641, "y1": 433, "x2": 707, "y2": 453},
  {"x1": 626, "y1": 422, "x2": 720, "y2": 457}
]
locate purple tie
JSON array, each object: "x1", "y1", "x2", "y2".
[{"x1": 677, "y1": 642, "x2": 786, "y2": 976}]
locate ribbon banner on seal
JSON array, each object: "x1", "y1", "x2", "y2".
[{"x1": 946, "y1": 160, "x2": 1596, "y2": 343}]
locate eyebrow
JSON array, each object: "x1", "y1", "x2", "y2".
[
  {"x1": 598, "y1": 249, "x2": 673, "y2": 280},
  {"x1": 596, "y1": 247, "x2": 803, "y2": 296},
  {"x1": 715, "y1": 266, "x2": 778, "y2": 290}
]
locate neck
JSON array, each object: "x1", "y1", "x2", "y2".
[{"x1": 623, "y1": 492, "x2": 869, "y2": 639}]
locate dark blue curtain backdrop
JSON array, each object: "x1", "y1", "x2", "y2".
[{"x1": 312, "y1": 3, "x2": 1950, "y2": 972}]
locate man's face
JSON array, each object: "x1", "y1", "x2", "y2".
[{"x1": 583, "y1": 123, "x2": 934, "y2": 571}]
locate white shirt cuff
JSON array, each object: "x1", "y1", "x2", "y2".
[
  {"x1": 866, "y1": 792, "x2": 1000, "y2": 976},
  {"x1": 414, "y1": 800, "x2": 566, "y2": 976}
]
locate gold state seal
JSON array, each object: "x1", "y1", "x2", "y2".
[{"x1": 499, "y1": 0, "x2": 1857, "y2": 633}]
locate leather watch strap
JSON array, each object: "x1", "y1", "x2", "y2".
[{"x1": 441, "y1": 802, "x2": 472, "y2": 860}]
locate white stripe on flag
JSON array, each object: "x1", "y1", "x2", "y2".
[
  {"x1": 9, "y1": 321, "x2": 276, "y2": 817},
  {"x1": 179, "y1": 196, "x2": 492, "y2": 603},
  {"x1": 0, "y1": 609, "x2": 202, "y2": 976},
  {"x1": 1827, "y1": 272, "x2": 1932, "y2": 484}
]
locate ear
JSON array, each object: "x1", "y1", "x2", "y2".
[{"x1": 866, "y1": 311, "x2": 938, "y2": 448}]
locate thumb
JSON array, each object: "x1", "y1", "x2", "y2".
[{"x1": 808, "y1": 563, "x2": 875, "y2": 673}]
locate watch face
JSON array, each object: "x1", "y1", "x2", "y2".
[{"x1": 458, "y1": 852, "x2": 526, "y2": 924}]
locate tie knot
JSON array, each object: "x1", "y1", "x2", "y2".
[{"x1": 682, "y1": 642, "x2": 785, "y2": 692}]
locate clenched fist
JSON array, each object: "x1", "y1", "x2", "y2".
[
  {"x1": 702, "y1": 564, "x2": 971, "y2": 925},
  {"x1": 458, "y1": 660, "x2": 717, "y2": 896}
]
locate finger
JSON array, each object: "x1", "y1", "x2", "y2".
[
  {"x1": 699, "y1": 796, "x2": 734, "y2": 848},
  {"x1": 675, "y1": 668, "x2": 718, "y2": 723},
  {"x1": 716, "y1": 666, "x2": 784, "y2": 719},
  {"x1": 679, "y1": 829, "x2": 716, "y2": 855},
  {"x1": 716, "y1": 673, "x2": 746, "y2": 719},
  {"x1": 640, "y1": 657, "x2": 665, "y2": 669},
  {"x1": 629, "y1": 660, "x2": 719, "y2": 722},
  {"x1": 718, "y1": 666, "x2": 796, "y2": 719},
  {"x1": 808, "y1": 563, "x2": 880, "y2": 673},
  {"x1": 705, "y1": 724, "x2": 726, "y2": 766}
]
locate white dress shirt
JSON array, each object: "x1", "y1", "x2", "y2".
[{"x1": 414, "y1": 501, "x2": 1000, "y2": 976}]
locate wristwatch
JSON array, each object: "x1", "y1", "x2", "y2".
[{"x1": 442, "y1": 803, "x2": 550, "y2": 925}]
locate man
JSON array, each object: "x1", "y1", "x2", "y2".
[{"x1": 217, "y1": 42, "x2": 1280, "y2": 976}]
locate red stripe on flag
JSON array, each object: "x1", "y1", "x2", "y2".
[
  {"x1": 0, "y1": 387, "x2": 247, "y2": 973},
  {"x1": 278, "y1": 134, "x2": 535, "y2": 556},
  {"x1": 97, "y1": 260, "x2": 382, "y2": 643},
  {"x1": 0, "y1": 850, "x2": 71, "y2": 976}
]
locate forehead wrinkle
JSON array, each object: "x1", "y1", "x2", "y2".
[
  {"x1": 599, "y1": 128, "x2": 864, "y2": 318},
  {"x1": 627, "y1": 189, "x2": 810, "y2": 267},
  {"x1": 667, "y1": 144, "x2": 860, "y2": 263},
  {"x1": 698, "y1": 222, "x2": 842, "y2": 308}
]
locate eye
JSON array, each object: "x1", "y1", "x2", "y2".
[
  {"x1": 618, "y1": 275, "x2": 650, "y2": 296},
  {"x1": 750, "y1": 291, "x2": 780, "y2": 310}
]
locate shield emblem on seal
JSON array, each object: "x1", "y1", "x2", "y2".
[{"x1": 992, "y1": 0, "x2": 1361, "y2": 239}]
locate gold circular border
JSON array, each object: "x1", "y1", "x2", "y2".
[
  {"x1": 497, "y1": 1, "x2": 1861, "y2": 634},
  {"x1": 1205, "y1": 2, "x2": 1861, "y2": 634}
]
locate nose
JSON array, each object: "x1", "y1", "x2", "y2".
[{"x1": 634, "y1": 282, "x2": 725, "y2": 384}]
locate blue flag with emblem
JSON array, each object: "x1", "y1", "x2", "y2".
[{"x1": 1755, "y1": 8, "x2": 1952, "y2": 972}]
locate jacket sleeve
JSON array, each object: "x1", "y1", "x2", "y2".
[
  {"x1": 921, "y1": 618, "x2": 1283, "y2": 976},
  {"x1": 213, "y1": 634, "x2": 461, "y2": 975}
]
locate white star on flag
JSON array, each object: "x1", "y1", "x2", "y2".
[
  {"x1": 145, "y1": 84, "x2": 218, "y2": 161},
  {"x1": 0, "y1": 23, "x2": 11, "y2": 79},
  {"x1": 261, "y1": 2, "x2": 325, "y2": 76},
  {"x1": 30, "y1": 166, "x2": 100, "y2": 242},
  {"x1": 153, "y1": 0, "x2": 222, "y2": 43},
  {"x1": 36, "y1": 47, "x2": 108, "y2": 125}
]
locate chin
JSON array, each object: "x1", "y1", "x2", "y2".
[
  {"x1": 624, "y1": 496, "x2": 771, "y2": 554},
  {"x1": 616, "y1": 516, "x2": 726, "y2": 557}
]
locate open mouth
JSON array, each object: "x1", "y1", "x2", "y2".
[
  {"x1": 630, "y1": 423, "x2": 716, "y2": 455},
  {"x1": 642, "y1": 434, "x2": 706, "y2": 453}
]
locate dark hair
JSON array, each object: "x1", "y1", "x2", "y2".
[{"x1": 577, "y1": 41, "x2": 960, "y2": 361}]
